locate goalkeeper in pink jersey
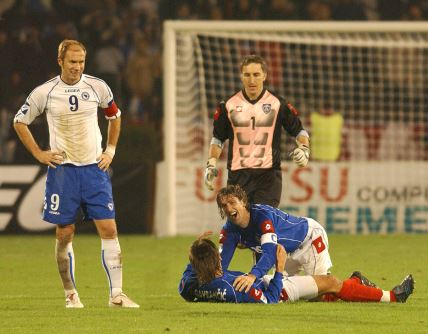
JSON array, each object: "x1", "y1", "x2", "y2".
[
  {"x1": 204, "y1": 55, "x2": 310, "y2": 207},
  {"x1": 179, "y1": 235, "x2": 414, "y2": 304},
  {"x1": 13, "y1": 39, "x2": 139, "y2": 308}
]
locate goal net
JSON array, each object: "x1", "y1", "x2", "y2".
[{"x1": 156, "y1": 21, "x2": 428, "y2": 236}]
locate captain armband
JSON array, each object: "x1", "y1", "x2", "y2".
[
  {"x1": 261, "y1": 233, "x2": 278, "y2": 245},
  {"x1": 103, "y1": 101, "x2": 121, "y2": 120}
]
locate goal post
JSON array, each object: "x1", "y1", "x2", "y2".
[{"x1": 156, "y1": 21, "x2": 428, "y2": 237}]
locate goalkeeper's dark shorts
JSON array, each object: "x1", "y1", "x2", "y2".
[{"x1": 227, "y1": 168, "x2": 282, "y2": 207}]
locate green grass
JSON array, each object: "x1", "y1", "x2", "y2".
[{"x1": 0, "y1": 234, "x2": 427, "y2": 333}]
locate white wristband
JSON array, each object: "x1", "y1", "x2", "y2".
[{"x1": 104, "y1": 145, "x2": 116, "y2": 159}]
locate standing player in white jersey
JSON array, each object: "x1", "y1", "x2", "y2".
[{"x1": 13, "y1": 39, "x2": 139, "y2": 308}]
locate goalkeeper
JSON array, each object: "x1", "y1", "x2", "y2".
[
  {"x1": 204, "y1": 54, "x2": 309, "y2": 207},
  {"x1": 179, "y1": 235, "x2": 414, "y2": 304}
]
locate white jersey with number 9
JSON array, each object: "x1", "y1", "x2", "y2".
[{"x1": 14, "y1": 74, "x2": 120, "y2": 166}]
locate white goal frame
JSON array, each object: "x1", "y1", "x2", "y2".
[{"x1": 156, "y1": 21, "x2": 428, "y2": 237}]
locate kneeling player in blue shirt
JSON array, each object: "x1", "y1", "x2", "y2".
[{"x1": 216, "y1": 184, "x2": 333, "y2": 293}]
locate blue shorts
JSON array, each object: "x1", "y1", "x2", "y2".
[{"x1": 43, "y1": 164, "x2": 115, "y2": 225}]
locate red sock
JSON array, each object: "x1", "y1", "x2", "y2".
[
  {"x1": 390, "y1": 291, "x2": 397, "y2": 302},
  {"x1": 337, "y1": 279, "x2": 383, "y2": 302}
]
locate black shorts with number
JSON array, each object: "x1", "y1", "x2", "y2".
[{"x1": 227, "y1": 168, "x2": 282, "y2": 208}]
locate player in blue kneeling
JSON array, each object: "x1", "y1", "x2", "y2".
[{"x1": 216, "y1": 184, "x2": 333, "y2": 293}]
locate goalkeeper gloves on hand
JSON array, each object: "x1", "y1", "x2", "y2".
[
  {"x1": 204, "y1": 158, "x2": 218, "y2": 191},
  {"x1": 292, "y1": 144, "x2": 310, "y2": 167}
]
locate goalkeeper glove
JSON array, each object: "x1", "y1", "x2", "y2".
[
  {"x1": 204, "y1": 157, "x2": 218, "y2": 191},
  {"x1": 292, "y1": 143, "x2": 310, "y2": 167}
]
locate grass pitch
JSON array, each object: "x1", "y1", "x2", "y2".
[{"x1": 0, "y1": 234, "x2": 427, "y2": 334}]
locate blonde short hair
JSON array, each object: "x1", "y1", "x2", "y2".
[{"x1": 58, "y1": 39, "x2": 87, "y2": 60}]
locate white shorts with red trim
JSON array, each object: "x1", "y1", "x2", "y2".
[{"x1": 284, "y1": 218, "x2": 333, "y2": 276}]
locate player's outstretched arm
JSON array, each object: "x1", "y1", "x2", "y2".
[{"x1": 14, "y1": 122, "x2": 64, "y2": 168}]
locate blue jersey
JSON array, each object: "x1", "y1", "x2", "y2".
[
  {"x1": 179, "y1": 264, "x2": 283, "y2": 303},
  {"x1": 220, "y1": 204, "x2": 309, "y2": 279}
]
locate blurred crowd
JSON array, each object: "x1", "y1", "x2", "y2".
[{"x1": 0, "y1": 0, "x2": 427, "y2": 163}]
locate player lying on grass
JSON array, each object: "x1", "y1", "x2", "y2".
[{"x1": 179, "y1": 235, "x2": 414, "y2": 304}]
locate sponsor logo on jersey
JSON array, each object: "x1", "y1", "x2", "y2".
[
  {"x1": 108, "y1": 203, "x2": 114, "y2": 211},
  {"x1": 81, "y1": 92, "x2": 90, "y2": 100},
  {"x1": 49, "y1": 211, "x2": 60, "y2": 215},
  {"x1": 65, "y1": 88, "x2": 80, "y2": 93},
  {"x1": 262, "y1": 103, "x2": 271, "y2": 114},
  {"x1": 261, "y1": 220, "x2": 275, "y2": 234}
]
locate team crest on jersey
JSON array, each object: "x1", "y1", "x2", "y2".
[
  {"x1": 108, "y1": 203, "x2": 114, "y2": 211},
  {"x1": 236, "y1": 106, "x2": 243, "y2": 112},
  {"x1": 81, "y1": 92, "x2": 90, "y2": 100},
  {"x1": 19, "y1": 102, "x2": 30, "y2": 115},
  {"x1": 262, "y1": 104, "x2": 271, "y2": 114}
]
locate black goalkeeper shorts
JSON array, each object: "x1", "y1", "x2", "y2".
[{"x1": 227, "y1": 168, "x2": 282, "y2": 207}]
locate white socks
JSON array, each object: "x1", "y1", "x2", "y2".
[
  {"x1": 55, "y1": 240, "x2": 77, "y2": 296},
  {"x1": 56, "y1": 238, "x2": 123, "y2": 299},
  {"x1": 380, "y1": 290, "x2": 391, "y2": 302},
  {"x1": 101, "y1": 238, "x2": 123, "y2": 298}
]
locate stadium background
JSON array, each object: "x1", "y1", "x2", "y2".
[
  {"x1": 0, "y1": 0, "x2": 427, "y2": 235},
  {"x1": 0, "y1": 2, "x2": 427, "y2": 333}
]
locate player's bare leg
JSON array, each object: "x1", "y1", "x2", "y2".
[
  {"x1": 95, "y1": 219, "x2": 139, "y2": 308},
  {"x1": 56, "y1": 224, "x2": 83, "y2": 308}
]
